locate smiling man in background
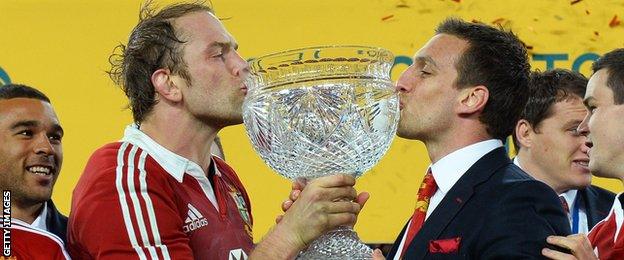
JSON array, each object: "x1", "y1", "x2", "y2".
[
  {"x1": 513, "y1": 69, "x2": 614, "y2": 234},
  {"x1": 0, "y1": 83, "x2": 69, "y2": 259}
]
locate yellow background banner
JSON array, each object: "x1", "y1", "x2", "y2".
[{"x1": 1, "y1": 0, "x2": 623, "y2": 243}]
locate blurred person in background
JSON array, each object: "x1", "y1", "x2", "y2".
[{"x1": 513, "y1": 69, "x2": 614, "y2": 234}]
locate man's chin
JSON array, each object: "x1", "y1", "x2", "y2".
[
  {"x1": 587, "y1": 160, "x2": 615, "y2": 179},
  {"x1": 396, "y1": 127, "x2": 419, "y2": 140},
  {"x1": 21, "y1": 193, "x2": 53, "y2": 205}
]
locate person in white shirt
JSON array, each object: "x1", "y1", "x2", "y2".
[{"x1": 513, "y1": 69, "x2": 614, "y2": 235}]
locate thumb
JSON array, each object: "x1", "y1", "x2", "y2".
[{"x1": 372, "y1": 249, "x2": 386, "y2": 260}]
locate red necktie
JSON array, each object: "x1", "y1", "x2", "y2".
[
  {"x1": 559, "y1": 196, "x2": 570, "y2": 214},
  {"x1": 400, "y1": 169, "x2": 438, "y2": 258}
]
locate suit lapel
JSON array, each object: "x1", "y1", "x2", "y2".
[
  {"x1": 403, "y1": 147, "x2": 511, "y2": 259},
  {"x1": 581, "y1": 187, "x2": 609, "y2": 228}
]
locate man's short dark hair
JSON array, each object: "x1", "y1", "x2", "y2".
[
  {"x1": 512, "y1": 69, "x2": 588, "y2": 151},
  {"x1": 592, "y1": 48, "x2": 624, "y2": 105},
  {"x1": 108, "y1": 1, "x2": 213, "y2": 124},
  {"x1": 0, "y1": 83, "x2": 51, "y2": 103},
  {"x1": 435, "y1": 18, "x2": 530, "y2": 141}
]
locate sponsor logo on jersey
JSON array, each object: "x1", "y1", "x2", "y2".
[
  {"x1": 182, "y1": 204, "x2": 208, "y2": 233},
  {"x1": 228, "y1": 248, "x2": 248, "y2": 260}
]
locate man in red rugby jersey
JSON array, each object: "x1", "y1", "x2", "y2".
[{"x1": 68, "y1": 2, "x2": 367, "y2": 260}]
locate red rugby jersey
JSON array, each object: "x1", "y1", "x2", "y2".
[
  {"x1": 588, "y1": 193, "x2": 624, "y2": 259},
  {"x1": 68, "y1": 126, "x2": 253, "y2": 259},
  {"x1": 2, "y1": 221, "x2": 70, "y2": 259}
]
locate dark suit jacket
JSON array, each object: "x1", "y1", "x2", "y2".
[
  {"x1": 580, "y1": 185, "x2": 615, "y2": 229},
  {"x1": 46, "y1": 199, "x2": 68, "y2": 244},
  {"x1": 387, "y1": 147, "x2": 571, "y2": 259}
]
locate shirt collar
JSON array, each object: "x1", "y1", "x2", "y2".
[
  {"x1": 28, "y1": 201, "x2": 48, "y2": 231},
  {"x1": 121, "y1": 124, "x2": 213, "y2": 183},
  {"x1": 513, "y1": 156, "x2": 521, "y2": 168},
  {"x1": 560, "y1": 189, "x2": 578, "y2": 209},
  {"x1": 429, "y1": 139, "x2": 503, "y2": 194}
]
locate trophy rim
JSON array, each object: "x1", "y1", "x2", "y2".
[{"x1": 247, "y1": 45, "x2": 394, "y2": 63}]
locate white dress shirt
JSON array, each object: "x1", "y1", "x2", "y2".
[
  {"x1": 561, "y1": 189, "x2": 589, "y2": 233},
  {"x1": 30, "y1": 201, "x2": 48, "y2": 231},
  {"x1": 393, "y1": 139, "x2": 503, "y2": 259}
]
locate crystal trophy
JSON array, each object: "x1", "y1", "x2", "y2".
[{"x1": 243, "y1": 46, "x2": 399, "y2": 259}]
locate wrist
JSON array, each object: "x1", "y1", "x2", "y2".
[{"x1": 251, "y1": 222, "x2": 305, "y2": 260}]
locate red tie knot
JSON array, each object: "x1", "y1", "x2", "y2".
[
  {"x1": 419, "y1": 170, "x2": 438, "y2": 198},
  {"x1": 559, "y1": 196, "x2": 570, "y2": 214}
]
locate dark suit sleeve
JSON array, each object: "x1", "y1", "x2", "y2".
[{"x1": 476, "y1": 181, "x2": 571, "y2": 259}]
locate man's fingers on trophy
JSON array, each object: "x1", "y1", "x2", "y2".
[
  {"x1": 372, "y1": 249, "x2": 386, "y2": 260},
  {"x1": 282, "y1": 199, "x2": 293, "y2": 212},
  {"x1": 275, "y1": 214, "x2": 284, "y2": 224},
  {"x1": 355, "y1": 192, "x2": 370, "y2": 209},
  {"x1": 293, "y1": 178, "x2": 307, "y2": 190},
  {"x1": 326, "y1": 201, "x2": 361, "y2": 214},
  {"x1": 330, "y1": 212, "x2": 358, "y2": 227},
  {"x1": 289, "y1": 189, "x2": 301, "y2": 202},
  {"x1": 324, "y1": 186, "x2": 357, "y2": 201},
  {"x1": 314, "y1": 174, "x2": 356, "y2": 188}
]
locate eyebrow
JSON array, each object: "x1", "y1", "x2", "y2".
[
  {"x1": 10, "y1": 120, "x2": 64, "y2": 136},
  {"x1": 206, "y1": 41, "x2": 239, "y2": 52},
  {"x1": 10, "y1": 120, "x2": 39, "y2": 130},
  {"x1": 52, "y1": 124, "x2": 65, "y2": 137},
  {"x1": 563, "y1": 119, "x2": 583, "y2": 128},
  {"x1": 414, "y1": 56, "x2": 438, "y2": 69}
]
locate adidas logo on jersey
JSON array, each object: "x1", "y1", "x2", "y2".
[
  {"x1": 228, "y1": 249, "x2": 248, "y2": 260},
  {"x1": 183, "y1": 204, "x2": 208, "y2": 233}
]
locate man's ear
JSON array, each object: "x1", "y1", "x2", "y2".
[
  {"x1": 457, "y1": 85, "x2": 488, "y2": 115},
  {"x1": 515, "y1": 119, "x2": 534, "y2": 149},
  {"x1": 151, "y1": 68, "x2": 182, "y2": 103}
]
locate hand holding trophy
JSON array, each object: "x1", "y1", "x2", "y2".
[{"x1": 243, "y1": 46, "x2": 399, "y2": 259}]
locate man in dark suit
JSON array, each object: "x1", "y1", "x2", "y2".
[
  {"x1": 513, "y1": 69, "x2": 614, "y2": 234},
  {"x1": 378, "y1": 18, "x2": 571, "y2": 259}
]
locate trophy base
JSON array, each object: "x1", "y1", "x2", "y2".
[{"x1": 297, "y1": 226, "x2": 373, "y2": 260}]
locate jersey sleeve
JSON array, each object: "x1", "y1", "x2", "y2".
[{"x1": 68, "y1": 143, "x2": 193, "y2": 260}]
